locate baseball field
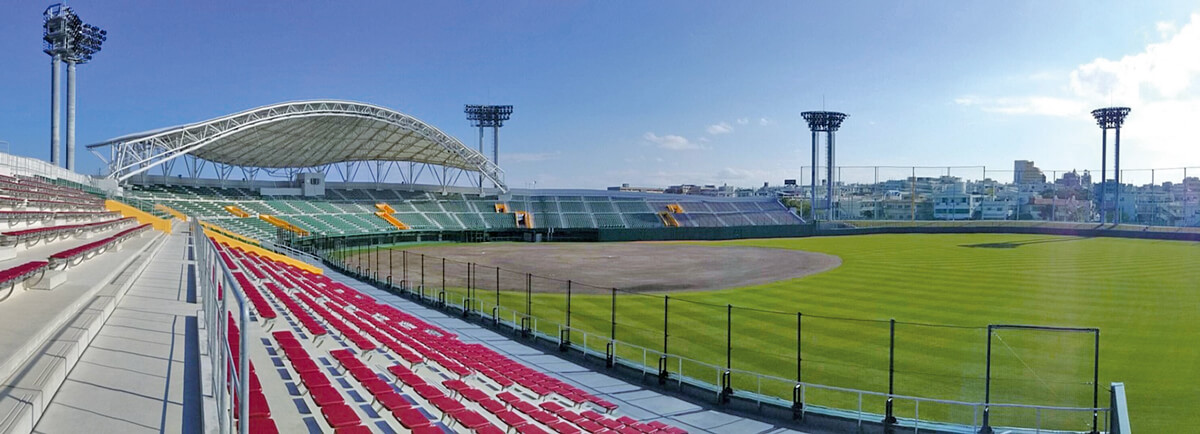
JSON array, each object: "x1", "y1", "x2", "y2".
[{"x1": 342, "y1": 233, "x2": 1198, "y2": 432}]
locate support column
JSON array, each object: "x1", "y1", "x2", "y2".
[
  {"x1": 1114, "y1": 124, "x2": 1122, "y2": 224},
  {"x1": 826, "y1": 130, "x2": 835, "y2": 220},
  {"x1": 478, "y1": 125, "x2": 485, "y2": 193},
  {"x1": 50, "y1": 55, "x2": 61, "y2": 166},
  {"x1": 810, "y1": 130, "x2": 818, "y2": 221},
  {"x1": 66, "y1": 60, "x2": 76, "y2": 171},
  {"x1": 1100, "y1": 129, "x2": 1107, "y2": 223}
]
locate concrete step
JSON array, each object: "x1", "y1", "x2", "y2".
[{"x1": 0, "y1": 230, "x2": 165, "y2": 434}]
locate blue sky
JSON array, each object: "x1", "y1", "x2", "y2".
[{"x1": 1, "y1": 1, "x2": 1199, "y2": 189}]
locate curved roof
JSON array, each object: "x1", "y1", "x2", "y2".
[{"x1": 88, "y1": 100, "x2": 505, "y2": 189}]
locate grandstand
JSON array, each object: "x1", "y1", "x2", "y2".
[{"x1": 123, "y1": 182, "x2": 803, "y2": 240}]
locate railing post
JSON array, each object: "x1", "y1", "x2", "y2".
[
  {"x1": 883, "y1": 318, "x2": 897, "y2": 425},
  {"x1": 440, "y1": 258, "x2": 446, "y2": 307},
  {"x1": 237, "y1": 295, "x2": 249, "y2": 434},
  {"x1": 420, "y1": 254, "x2": 425, "y2": 300},
  {"x1": 522, "y1": 273, "x2": 532, "y2": 337},
  {"x1": 981, "y1": 324, "x2": 994, "y2": 434},
  {"x1": 560, "y1": 280, "x2": 572, "y2": 352},
  {"x1": 659, "y1": 295, "x2": 669, "y2": 385},
  {"x1": 607, "y1": 287, "x2": 616, "y2": 368},
  {"x1": 1091, "y1": 329, "x2": 1101, "y2": 434},
  {"x1": 720, "y1": 304, "x2": 733, "y2": 403},
  {"x1": 494, "y1": 267, "x2": 500, "y2": 324},
  {"x1": 463, "y1": 262, "x2": 471, "y2": 317},
  {"x1": 402, "y1": 249, "x2": 408, "y2": 293},
  {"x1": 794, "y1": 311, "x2": 804, "y2": 418}
]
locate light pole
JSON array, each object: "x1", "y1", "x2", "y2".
[
  {"x1": 801, "y1": 111, "x2": 848, "y2": 222},
  {"x1": 465, "y1": 105, "x2": 513, "y2": 192},
  {"x1": 43, "y1": 4, "x2": 106, "y2": 171},
  {"x1": 1091, "y1": 107, "x2": 1131, "y2": 224}
]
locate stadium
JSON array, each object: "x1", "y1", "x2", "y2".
[{"x1": 2, "y1": 3, "x2": 1197, "y2": 434}]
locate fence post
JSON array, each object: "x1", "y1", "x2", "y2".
[
  {"x1": 463, "y1": 262, "x2": 472, "y2": 317},
  {"x1": 420, "y1": 254, "x2": 425, "y2": 300},
  {"x1": 982, "y1": 324, "x2": 994, "y2": 434},
  {"x1": 522, "y1": 273, "x2": 532, "y2": 337},
  {"x1": 440, "y1": 258, "x2": 446, "y2": 307},
  {"x1": 402, "y1": 250, "x2": 408, "y2": 292},
  {"x1": 883, "y1": 318, "x2": 897, "y2": 425},
  {"x1": 659, "y1": 295, "x2": 669, "y2": 385},
  {"x1": 1092, "y1": 330, "x2": 1101, "y2": 434},
  {"x1": 720, "y1": 304, "x2": 733, "y2": 403},
  {"x1": 494, "y1": 267, "x2": 500, "y2": 324},
  {"x1": 560, "y1": 280, "x2": 571, "y2": 352},
  {"x1": 794, "y1": 311, "x2": 803, "y2": 418},
  {"x1": 607, "y1": 287, "x2": 616, "y2": 368}
]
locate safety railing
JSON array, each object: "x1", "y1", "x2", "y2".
[{"x1": 195, "y1": 219, "x2": 250, "y2": 434}]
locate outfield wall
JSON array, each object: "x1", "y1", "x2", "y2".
[
  {"x1": 821, "y1": 220, "x2": 1200, "y2": 242},
  {"x1": 596, "y1": 224, "x2": 813, "y2": 241}
]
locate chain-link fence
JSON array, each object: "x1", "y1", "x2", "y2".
[{"x1": 795, "y1": 165, "x2": 1200, "y2": 227}]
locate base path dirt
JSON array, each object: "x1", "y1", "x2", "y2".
[{"x1": 382, "y1": 242, "x2": 841, "y2": 294}]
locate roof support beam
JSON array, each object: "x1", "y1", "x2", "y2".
[{"x1": 86, "y1": 100, "x2": 507, "y2": 192}]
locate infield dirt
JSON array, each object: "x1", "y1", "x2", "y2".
[{"x1": 347, "y1": 242, "x2": 840, "y2": 294}]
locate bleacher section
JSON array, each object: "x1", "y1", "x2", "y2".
[
  {"x1": 0, "y1": 175, "x2": 165, "y2": 433},
  {"x1": 213, "y1": 238, "x2": 686, "y2": 433},
  {"x1": 126, "y1": 184, "x2": 803, "y2": 239}
]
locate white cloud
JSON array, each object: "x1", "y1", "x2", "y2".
[
  {"x1": 643, "y1": 132, "x2": 703, "y2": 150},
  {"x1": 1157, "y1": 20, "x2": 1178, "y2": 38},
  {"x1": 958, "y1": 13, "x2": 1200, "y2": 166},
  {"x1": 1070, "y1": 13, "x2": 1200, "y2": 103},
  {"x1": 706, "y1": 122, "x2": 734, "y2": 135},
  {"x1": 736, "y1": 118, "x2": 749, "y2": 125},
  {"x1": 758, "y1": 118, "x2": 771, "y2": 126}
]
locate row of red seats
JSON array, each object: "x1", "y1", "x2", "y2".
[
  {"x1": 282, "y1": 264, "x2": 622, "y2": 413},
  {"x1": 231, "y1": 271, "x2": 277, "y2": 321},
  {"x1": 48, "y1": 223, "x2": 150, "y2": 268},
  {"x1": 327, "y1": 348, "x2": 461, "y2": 433},
  {"x1": 226, "y1": 243, "x2": 686, "y2": 434},
  {"x1": 0, "y1": 260, "x2": 49, "y2": 301},
  {"x1": 0, "y1": 210, "x2": 116, "y2": 222},
  {"x1": 272, "y1": 330, "x2": 398, "y2": 433},
  {"x1": 2, "y1": 216, "x2": 135, "y2": 242},
  {"x1": 268, "y1": 264, "x2": 656, "y2": 433},
  {"x1": 226, "y1": 314, "x2": 276, "y2": 433},
  {"x1": 3, "y1": 175, "x2": 99, "y2": 200}
]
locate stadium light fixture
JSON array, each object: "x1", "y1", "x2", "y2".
[
  {"x1": 1090, "y1": 107, "x2": 1130, "y2": 224},
  {"x1": 465, "y1": 105, "x2": 513, "y2": 191},
  {"x1": 801, "y1": 111, "x2": 848, "y2": 222},
  {"x1": 43, "y1": 3, "x2": 106, "y2": 171}
]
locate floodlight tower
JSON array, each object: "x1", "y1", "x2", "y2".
[
  {"x1": 464, "y1": 105, "x2": 513, "y2": 189},
  {"x1": 43, "y1": 4, "x2": 107, "y2": 171},
  {"x1": 1091, "y1": 107, "x2": 1130, "y2": 224},
  {"x1": 801, "y1": 111, "x2": 847, "y2": 221}
]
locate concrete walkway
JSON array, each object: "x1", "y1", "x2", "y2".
[{"x1": 34, "y1": 228, "x2": 201, "y2": 434}]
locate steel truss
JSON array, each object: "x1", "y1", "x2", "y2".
[{"x1": 86, "y1": 100, "x2": 507, "y2": 192}]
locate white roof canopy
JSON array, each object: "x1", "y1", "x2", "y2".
[{"x1": 88, "y1": 100, "x2": 506, "y2": 191}]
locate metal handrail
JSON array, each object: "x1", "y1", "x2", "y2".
[{"x1": 195, "y1": 219, "x2": 250, "y2": 434}]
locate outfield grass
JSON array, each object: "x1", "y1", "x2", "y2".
[{"x1": 359, "y1": 234, "x2": 1197, "y2": 432}]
